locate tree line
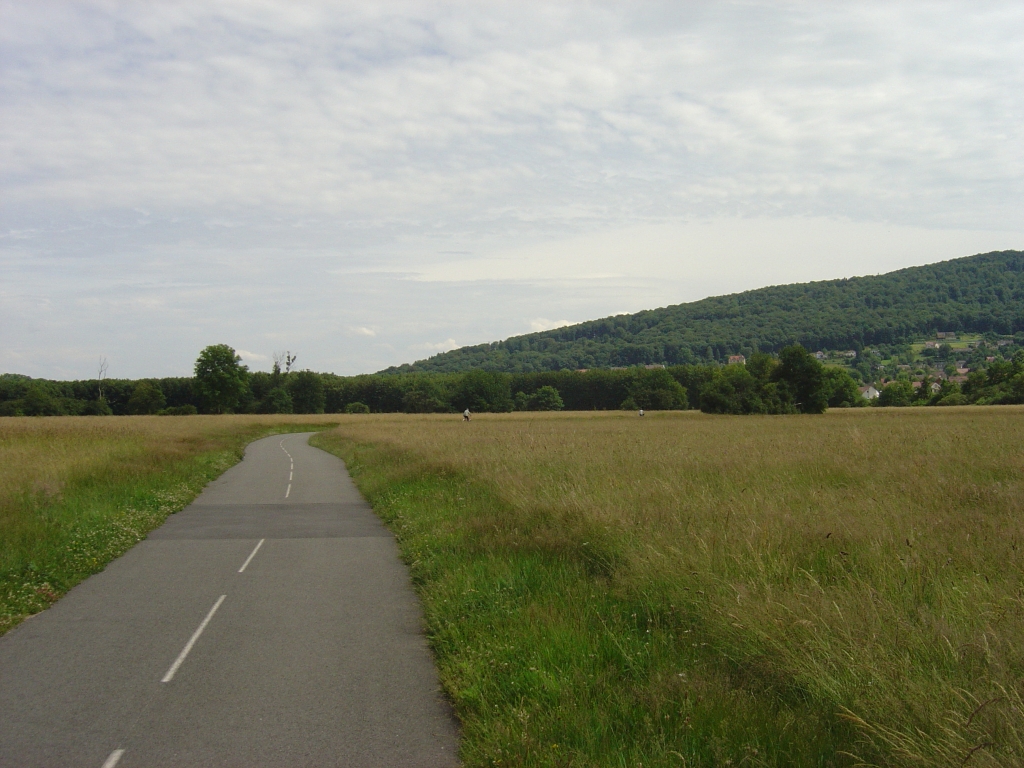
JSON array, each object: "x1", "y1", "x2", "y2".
[
  {"x1": 1, "y1": 343, "x2": 865, "y2": 417},
  {"x1": 6, "y1": 341, "x2": 1024, "y2": 418}
]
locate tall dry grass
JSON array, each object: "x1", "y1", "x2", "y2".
[{"x1": 318, "y1": 407, "x2": 1024, "y2": 767}]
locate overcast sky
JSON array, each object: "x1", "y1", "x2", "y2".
[{"x1": 3, "y1": 1, "x2": 1023, "y2": 379}]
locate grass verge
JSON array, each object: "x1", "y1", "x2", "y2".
[
  {"x1": 1, "y1": 415, "x2": 337, "y2": 635},
  {"x1": 312, "y1": 408, "x2": 1024, "y2": 768}
]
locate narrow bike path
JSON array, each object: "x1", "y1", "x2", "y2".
[{"x1": 0, "y1": 433, "x2": 459, "y2": 767}]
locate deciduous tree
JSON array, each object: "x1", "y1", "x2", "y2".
[{"x1": 194, "y1": 344, "x2": 249, "y2": 414}]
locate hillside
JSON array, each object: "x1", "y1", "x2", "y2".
[{"x1": 383, "y1": 250, "x2": 1024, "y2": 373}]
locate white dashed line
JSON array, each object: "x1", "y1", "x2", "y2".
[
  {"x1": 162, "y1": 595, "x2": 226, "y2": 683},
  {"x1": 101, "y1": 749, "x2": 125, "y2": 768},
  {"x1": 281, "y1": 438, "x2": 295, "y2": 498},
  {"x1": 279, "y1": 438, "x2": 294, "y2": 460},
  {"x1": 238, "y1": 539, "x2": 265, "y2": 573}
]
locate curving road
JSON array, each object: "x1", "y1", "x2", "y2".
[{"x1": 0, "y1": 433, "x2": 459, "y2": 767}]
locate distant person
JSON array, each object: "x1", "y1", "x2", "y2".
[
  {"x1": 463, "y1": 408, "x2": 471, "y2": 421},
  {"x1": 639, "y1": 408, "x2": 645, "y2": 417}
]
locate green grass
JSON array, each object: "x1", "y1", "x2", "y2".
[
  {"x1": 0, "y1": 415, "x2": 338, "y2": 635},
  {"x1": 312, "y1": 408, "x2": 1024, "y2": 768}
]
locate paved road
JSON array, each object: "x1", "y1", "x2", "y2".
[{"x1": 0, "y1": 433, "x2": 459, "y2": 767}]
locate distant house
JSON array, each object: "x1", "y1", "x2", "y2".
[
  {"x1": 841, "y1": 350, "x2": 857, "y2": 358},
  {"x1": 997, "y1": 339, "x2": 1012, "y2": 347},
  {"x1": 924, "y1": 341, "x2": 940, "y2": 349},
  {"x1": 727, "y1": 355, "x2": 746, "y2": 365},
  {"x1": 931, "y1": 382, "x2": 942, "y2": 394},
  {"x1": 644, "y1": 364, "x2": 666, "y2": 370},
  {"x1": 814, "y1": 351, "x2": 826, "y2": 360},
  {"x1": 956, "y1": 367, "x2": 969, "y2": 376},
  {"x1": 937, "y1": 331, "x2": 957, "y2": 340},
  {"x1": 859, "y1": 385, "x2": 880, "y2": 400},
  {"x1": 986, "y1": 356, "x2": 996, "y2": 362}
]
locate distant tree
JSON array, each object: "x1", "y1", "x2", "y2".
[
  {"x1": 261, "y1": 387, "x2": 293, "y2": 414},
  {"x1": 97, "y1": 356, "x2": 108, "y2": 403},
  {"x1": 344, "y1": 401, "x2": 370, "y2": 414},
  {"x1": 773, "y1": 345, "x2": 828, "y2": 414},
  {"x1": 289, "y1": 370, "x2": 325, "y2": 414},
  {"x1": 81, "y1": 398, "x2": 113, "y2": 416},
  {"x1": 21, "y1": 384, "x2": 61, "y2": 416},
  {"x1": 821, "y1": 367, "x2": 862, "y2": 408},
  {"x1": 194, "y1": 344, "x2": 249, "y2": 414},
  {"x1": 746, "y1": 352, "x2": 778, "y2": 383},
  {"x1": 627, "y1": 369, "x2": 687, "y2": 410},
  {"x1": 878, "y1": 380, "x2": 914, "y2": 407},
  {"x1": 513, "y1": 391, "x2": 531, "y2": 411},
  {"x1": 402, "y1": 379, "x2": 447, "y2": 413},
  {"x1": 453, "y1": 370, "x2": 513, "y2": 412},
  {"x1": 127, "y1": 381, "x2": 166, "y2": 415},
  {"x1": 530, "y1": 385, "x2": 564, "y2": 411}
]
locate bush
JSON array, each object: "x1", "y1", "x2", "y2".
[
  {"x1": 878, "y1": 380, "x2": 914, "y2": 407},
  {"x1": 936, "y1": 393, "x2": 968, "y2": 406},
  {"x1": 0, "y1": 401, "x2": 24, "y2": 417},
  {"x1": 158, "y1": 405, "x2": 198, "y2": 416},
  {"x1": 344, "y1": 402, "x2": 371, "y2": 414},
  {"x1": 81, "y1": 399, "x2": 113, "y2": 416}
]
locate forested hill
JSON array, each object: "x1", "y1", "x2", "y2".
[{"x1": 383, "y1": 250, "x2": 1024, "y2": 373}]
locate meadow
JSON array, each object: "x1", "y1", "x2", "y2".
[
  {"x1": 312, "y1": 407, "x2": 1024, "y2": 768},
  {"x1": 0, "y1": 415, "x2": 338, "y2": 634},
  {"x1": 3, "y1": 408, "x2": 1021, "y2": 766}
]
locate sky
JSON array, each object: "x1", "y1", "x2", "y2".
[{"x1": 2, "y1": 1, "x2": 1023, "y2": 379}]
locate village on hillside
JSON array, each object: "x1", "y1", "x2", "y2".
[{"x1": 802, "y1": 332, "x2": 1021, "y2": 401}]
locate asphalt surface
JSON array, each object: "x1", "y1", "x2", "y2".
[{"x1": 0, "y1": 433, "x2": 459, "y2": 767}]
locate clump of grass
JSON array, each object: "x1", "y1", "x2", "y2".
[
  {"x1": 0, "y1": 414, "x2": 338, "y2": 634},
  {"x1": 313, "y1": 407, "x2": 1024, "y2": 767}
]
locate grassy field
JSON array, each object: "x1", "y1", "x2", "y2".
[
  {"x1": 312, "y1": 407, "x2": 1024, "y2": 768},
  {"x1": 0, "y1": 414, "x2": 338, "y2": 634}
]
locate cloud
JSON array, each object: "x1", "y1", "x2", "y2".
[
  {"x1": 1, "y1": 2, "x2": 1022, "y2": 378},
  {"x1": 530, "y1": 318, "x2": 573, "y2": 332},
  {"x1": 414, "y1": 339, "x2": 459, "y2": 353}
]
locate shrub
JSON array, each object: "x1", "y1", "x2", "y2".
[
  {"x1": 344, "y1": 402, "x2": 371, "y2": 414},
  {"x1": 158, "y1": 405, "x2": 198, "y2": 416},
  {"x1": 878, "y1": 380, "x2": 914, "y2": 407}
]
